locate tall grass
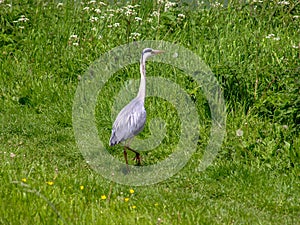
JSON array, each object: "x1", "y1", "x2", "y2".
[{"x1": 0, "y1": 0, "x2": 299, "y2": 224}]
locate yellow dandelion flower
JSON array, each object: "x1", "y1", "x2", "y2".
[
  {"x1": 46, "y1": 181, "x2": 54, "y2": 186},
  {"x1": 101, "y1": 195, "x2": 107, "y2": 200},
  {"x1": 124, "y1": 197, "x2": 129, "y2": 202},
  {"x1": 131, "y1": 205, "x2": 136, "y2": 209},
  {"x1": 129, "y1": 189, "x2": 134, "y2": 194},
  {"x1": 154, "y1": 203, "x2": 159, "y2": 207},
  {"x1": 80, "y1": 185, "x2": 84, "y2": 190},
  {"x1": 21, "y1": 178, "x2": 27, "y2": 183}
]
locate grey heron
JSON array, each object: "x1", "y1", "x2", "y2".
[{"x1": 109, "y1": 48, "x2": 164, "y2": 167}]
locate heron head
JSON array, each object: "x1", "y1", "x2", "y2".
[{"x1": 142, "y1": 48, "x2": 164, "y2": 60}]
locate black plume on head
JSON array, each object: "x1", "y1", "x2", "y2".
[{"x1": 142, "y1": 48, "x2": 153, "y2": 54}]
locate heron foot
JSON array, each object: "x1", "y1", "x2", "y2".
[
  {"x1": 125, "y1": 146, "x2": 142, "y2": 166},
  {"x1": 132, "y1": 153, "x2": 141, "y2": 166}
]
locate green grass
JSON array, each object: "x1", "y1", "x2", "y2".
[{"x1": 1, "y1": 0, "x2": 300, "y2": 224}]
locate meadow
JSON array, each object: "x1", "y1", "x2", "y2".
[{"x1": 0, "y1": 0, "x2": 300, "y2": 224}]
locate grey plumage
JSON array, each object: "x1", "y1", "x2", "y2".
[{"x1": 110, "y1": 97, "x2": 146, "y2": 146}]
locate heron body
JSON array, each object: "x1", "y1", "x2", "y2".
[
  {"x1": 109, "y1": 48, "x2": 164, "y2": 167},
  {"x1": 109, "y1": 97, "x2": 146, "y2": 146}
]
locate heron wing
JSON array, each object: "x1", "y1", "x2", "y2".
[{"x1": 110, "y1": 99, "x2": 146, "y2": 146}]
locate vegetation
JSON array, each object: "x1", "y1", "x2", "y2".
[{"x1": 0, "y1": 0, "x2": 299, "y2": 224}]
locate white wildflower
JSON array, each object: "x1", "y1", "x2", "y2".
[
  {"x1": 165, "y1": 1, "x2": 176, "y2": 7},
  {"x1": 151, "y1": 11, "x2": 160, "y2": 17},
  {"x1": 98, "y1": 35, "x2": 103, "y2": 39},
  {"x1": 91, "y1": 27, "x2": 97, "y2": 31},
  {"x1": 69, "y1": 34, "x2": 78, "y2": 39},
  {"x1": 126, "y1": 4, "x2": 135, "y2": 9},
  {"x1": 89, "y1": 16, "x2": 98, "y2": 22},
  {"x1": 278, "y1": 1, "x2": 289, "y2": 5},
  {"x1": 123, "y1": 4, "x2": 139, "y2": 14},
  {"x1": 113, "y1": 23, "x2": 120, "y2": 27},
  {"x1": 147, "y1": 18, "x2": 153, "y2": 23},
  {"x1": 116, "y1": 8, "x2": 124, "y2": 13},
  {"x1": 292, "y1": 45, "x2": 299, "y2": 49},
  {"x1": 236, "y1": 129, "x2": 243, "y2": 137},
  {"x1": 57, "y1": 2, "x2": 63, "y2": 7},
  {"x1": 18, "y1": 15, "x2": 29, "y2": 22},
  {"x1": 19, "y1": 26, "x2": 25, "y2": 29},
  {"x1": 124, "y1": 8, "x2": 136, "y2": 16},
  {"x1": 178, "y1": 14, "x2": 185, "y2": 18},
  {"x1": 293, "y1": 15, "x2": 299, "y2": 19},
  {"x1": 73, "y1": 42, "x2": 79, "y2": 46},
  {"x1": 124, "y1": 9, "x2": 131, "y2": 16},
  {"x1": 211, "y1": 2, "x2": 223, "y2": 8},
  {"x1": 107, "y1": 24, "x2": 113, "y2": 28},
  {"x1": 165, "y1": 1, "x2": 176, "y2": 11},
  {"x1": 109, "y1": 13, "x2": 114, "y2": 17},
  {"x1": 94, "y1": 8, "x2": 101, "y2": 13},
  {"x1": 88, "y1": 0, "x2": 96, "y2": 4},
  {"x1": 266, "y1": 34, "x2": 280, "y2": 41},
  {"x1": 135, "y1": 17, "x2": 142, "y2": 21},
  {"x1": 266, "y1": 33, "x2": 275, "y2": 38},
  {"x1": 83, "y1": 6, "x2": 90, "y2": 11},
  {"x1": 256, "y1": 139, "x2": 262, "y2": 143},
  {"x1": 130, "y1": 32, "x2": 141, "y2": 39},
  {"x1": 131, "y1": 32, "x2": 140, "y2": 36}
]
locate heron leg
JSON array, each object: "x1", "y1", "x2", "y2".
[
  {"x1": 123, "y1": 147, "x2": 129, "y2": 170},
  {"x1": 126, "y1": 146, "x2": 141, "y2": 166}
]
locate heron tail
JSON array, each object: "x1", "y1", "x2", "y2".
[{"x1": 109, "y1": 132, "x2": 119, "y2": 146}]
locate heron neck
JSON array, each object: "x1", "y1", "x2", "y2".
[{"x1": 137, "y1": 57, "x2": 146, "y2": 101}]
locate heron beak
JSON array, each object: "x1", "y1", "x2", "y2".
[{"x1": 152, "y1": 50, "x2": 165, "y2": 54}]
